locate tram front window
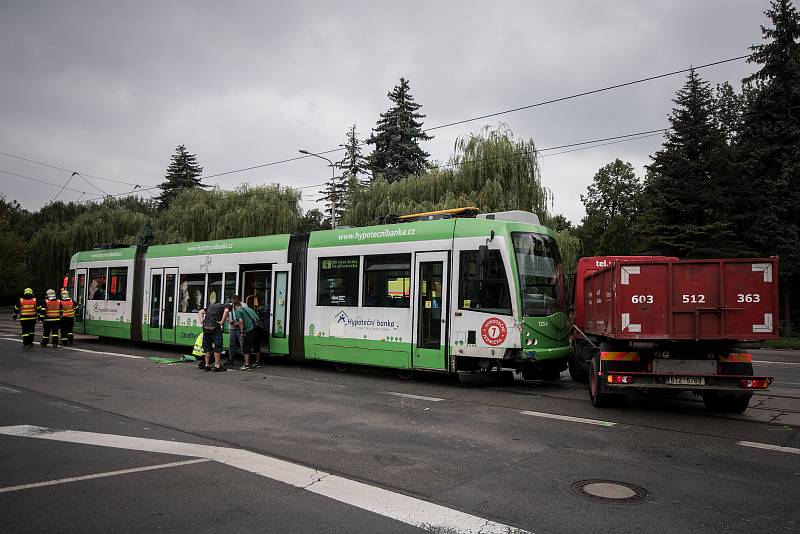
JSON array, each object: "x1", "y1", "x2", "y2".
[{"x1": 512, "y1": 232, "x2": 566, "y2": 317}]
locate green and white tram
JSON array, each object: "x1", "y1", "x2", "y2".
[{"x1": 67, "y1": 209, "x2": 571, "y2": 378}]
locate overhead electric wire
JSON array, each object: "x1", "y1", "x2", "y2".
[
  {"x1": 0, "y1": 168, "x2": 88, "y2": 195},
  {"x1": 197, "y1": 54, "x2": 749, "y2": 181},
  {"x1": 0, "y1": 150, "x2": 142, "y2": 187},
  {"x1": 51, "y1": 172, "x2": 79, "y2": 202}
]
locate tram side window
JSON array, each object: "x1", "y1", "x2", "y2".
[
  {"x1": 108, "y1": 267, "x2": 128, "y2": 301},
  {"x1": 223, "y1": 272, "x2": 237, "y2": 304},
  {"x1": 179, "y1": 273, "x2": 205, "y2": 313},
  {"x1": 363, "y1": 254, "x2": 411, "y2": 308},
  {"x1": 458, "y1": 250, "x2": 512, "y2": 315},
  {"x1": 318, "y1": 256, "x2": 360, "y2": 306},
  {"x1": 88, "y1": 268, "x2": 107, "y2": 300},
  {"x1": 207, "y1": 273, "x2": 222, "y2": 306}
]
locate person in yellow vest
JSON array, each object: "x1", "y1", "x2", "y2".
[
  {"x1": 60, "y1": 289, "x2": 76, "y2": 346},
  {"x1": 13, "y1": 288, "x2": 38, "y2": 348},
  {"x1": 38, "y1": 289, "x2": 62, "y2": 348},
  {"x1": 192, "y1": 333, "x2": 205, "y2": 366}
]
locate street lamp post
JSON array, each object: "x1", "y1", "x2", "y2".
[{"x1": 299, "y1": 149, "x2": 337, "y2": 229}]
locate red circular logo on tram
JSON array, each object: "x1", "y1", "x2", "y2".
[{"x1": 481, "y1": 318, "x2": 507, "y2": 346}]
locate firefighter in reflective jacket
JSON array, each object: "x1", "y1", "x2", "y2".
[
  {"x1": 60, "y1": 289, "x2": 76, "y2": 346},
  {"x1": 38, "y1": 289, "x2": 62, "y2": 347},
  {"x1": 13, "y1": 288, "x2": 38, "y2": 348}
]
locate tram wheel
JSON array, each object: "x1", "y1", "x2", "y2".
[{"x1": 395, "y1": 369, "x2": 415, "y2": 380}]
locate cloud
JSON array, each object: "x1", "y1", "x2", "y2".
[{"x1": 0, "y1": 0, "x2": 767, "y2": 221}]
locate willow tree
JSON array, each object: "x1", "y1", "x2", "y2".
[
  {"x1": 28, "y1": 198, "x2": 152, "y2": 293},
  {"x1": 341, "y1": 124, "x2": 551, "y2": 226},
  {"x1": 153, "y1": 185, "x2": 301, "y2": 243}
]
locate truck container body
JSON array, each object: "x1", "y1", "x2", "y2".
[
  {"x1": 570, "y1": 256, "x2": 777, "y2": 413},
  {"x1": 581, "y1": 257, "x2": 779, "y2": 341}
]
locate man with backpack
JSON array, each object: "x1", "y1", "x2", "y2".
[
  {"x1": 235, "y1": 299, "x2": 263, "y2": 370},
  {"x1": 198, "y1": 300, "x2": 229, "y2": 372}
]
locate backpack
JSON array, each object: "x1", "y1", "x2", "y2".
[{"x1": 241, "y1": 306, "x2": 266, "y2": 335}]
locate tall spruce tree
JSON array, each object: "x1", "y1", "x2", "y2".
[
  {"x1": 366, "y1": 77, "x2": 433, "y2": 182},
  {"x1": 639, "y1": 69, "x2": 741, "y2": 257},
  {"x1": 155, "y1": 145, "x2": 205, "y2": 211},
  {"x1": 318, "y1": 124, "x2": 370, "y2": 223},
  {"x1": 736, "y1": 0, "x2": 800, "y2": 332}
]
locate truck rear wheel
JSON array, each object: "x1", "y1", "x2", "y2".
[
  {"x1": 589, "y1": 356, "x2": 612, "y2": 408},
  {"x1": 703, "y1": 392, "x2": 752, "y2": 413}
]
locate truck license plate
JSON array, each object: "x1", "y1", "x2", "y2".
[{"x1": 665, "y1": 376, "x2": 705, "y2": 385}]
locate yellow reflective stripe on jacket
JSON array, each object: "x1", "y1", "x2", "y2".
[
  {"x1": 18, "y1": 298, "x2": 37, "y2": 318},
  {"x1": 61, "y1": 300, "x2": 75, "y2": 318},
  {"x1": 43, "y1": 299, "x2": 62, "y2": 320}
]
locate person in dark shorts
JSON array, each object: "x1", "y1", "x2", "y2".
[
  {"x1": 238, "y1": 302, "x2": 262, "y2": 370},
  {"x1": 199, "y1": 301, "x2": 229, "y2": 372}
]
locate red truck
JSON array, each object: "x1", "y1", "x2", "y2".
[{"x1": 570, "y1": 256, "x2": 777, "y2": 412}]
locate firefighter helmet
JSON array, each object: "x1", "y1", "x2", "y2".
[
  {"x1": 46, "y1": 289, "x2": 56, "y2": 299},
  {"x1": 61, "y1": 289, "x2": 71, "y2": 299},
  {"x1": 23, "y1": 288, "x2": 34, "y2": 296}
]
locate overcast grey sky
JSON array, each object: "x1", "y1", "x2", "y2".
[{"x1": 0, "y1": 1, "x2": 769, "y2": 222}]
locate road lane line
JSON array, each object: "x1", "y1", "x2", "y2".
[
  {"x1": 0, "y1": 425, "x2": 528, "y2": 534},
  {"x1": 0, "y1": 385, "x2": 21, "y2": 394},
  {"x1": 0, "y1": 458, "x2": 210, "y2": 493},
  {"x1": 753, "y1": 360, "x2": 800, "y2": 366},
  {"x1": 49, "y1": 401, "x2": 90, "y2": 413},
  {"x1": 384, "y1": 391, "x2": 445, "y2": 402},
  {"x1": 0, "y1": 336, "x2": 144, "y2": 359},
  {"x1": 520, "y1": 410, "x2": 617, "y2": 427},
  {"x1": 737, "y1": 441, "x2": 800, "y2": 455}
]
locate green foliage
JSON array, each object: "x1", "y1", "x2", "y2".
[
  {"x1": 27, "y1": 198, "x2": 152, "y2": 293},
  {"x1": 555, "y1": 230, "x2": 581, "y2": 274},
  {"x1": 155, "y1": 145, "x2": 206, "y2": 211},
  {"x1": 0, "y1": 195, "x2": 28, "y2": 302},
  {"x1": 153, "y1": 185, "x2": 300, "y2": 243},
  {"x1": 737, "y1": 0, "x2": 800, "y2": 277},
  {"x1": 343, "y1": 125, "x2": 551, "y2": 226},
  {"x1": 639, "y1": 70, "x2": 743, "y2": 258},
  {"x1": 547, "y1": 214, "x2": 574, "y2": 233},
  {"x1": 297, "y1": 208, "x2": 332, "y2": 233},
  {"x1": 366, "y1": 77, "x2": 433, "y2": 182},
  {"x1": 578, "y1": 159, "x2": 643, "y2": 256}
]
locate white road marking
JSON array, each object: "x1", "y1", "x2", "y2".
[
  {"x1": 0, "y1": 458, "x2": 210, "y2": 493},
  {"x1": 0, "y1": 336, "x2": 144, "y2": 359},
  {"x1": 737, "y1": 441, "x2": 800, "y2": 455},
  {"x1": 753, "y1": 360, "x2": 800, "y2": 366},
  {"x1": 49, "y1": 401, "x2": 90, "y2": 413},
  {"x1": 520, "y1": 410, "x2": 617, "y2": 427},
  {"x1": 384, "y1": 391, "x2": 445, "y2": 402},
  {"x1": 0, "y1": 385, "x2": 21, "y2": 394},
  {"x1": 0, "y1": 425, "x2": 528, "y2": 534}
]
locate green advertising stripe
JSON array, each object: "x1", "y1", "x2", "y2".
[
  {"x1": 146, "y1": 234, "x2": 290, "y2": 259},
  {"x1": 73, "y1": 247, "x2": 136, "y2": 263}
]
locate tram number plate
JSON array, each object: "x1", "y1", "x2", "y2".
[{"x1": 665, "y1": 376, "x2": 705, "y2": 386}]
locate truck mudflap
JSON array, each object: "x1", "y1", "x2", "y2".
[{"x1": 602, "y1": 371, "x2": 773, "y2": 392}]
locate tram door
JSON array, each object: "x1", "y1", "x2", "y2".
[
  {"x1": 269, "y1": 264, "x2": 291, "y2": 355},
  {"x1": 74, "y1": 268, "x2": 87, "y2": 334},
  {"x1": 242, "y1": 269, "x2": 271, "y2": 332},
  {"x1": 148, "y1": 267, "x2": 178, "y2": 342},
  {"x1": 412, "y1": 251, "x2": 449, "y2": 370}
]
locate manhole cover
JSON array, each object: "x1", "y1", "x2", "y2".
[{"x1": 570, "y1": 479, "x2": 650, "y2": 504}]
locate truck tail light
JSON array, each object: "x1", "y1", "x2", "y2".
[
  {"x1": 740, "y1": 379, "x2": 769, "y2": 389},
  {"x1": 607, "y1": 374, "x2": 633, "y2": 384}
]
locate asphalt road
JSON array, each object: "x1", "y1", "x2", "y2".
[{"x1": 0, "y1": 320, "x2": 798, "y2": 533}]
